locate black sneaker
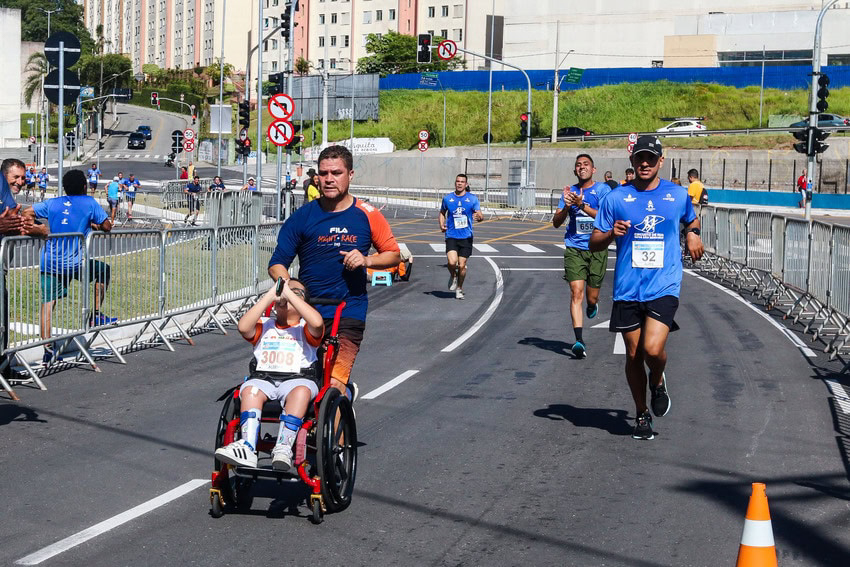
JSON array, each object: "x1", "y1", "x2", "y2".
[
  {"x1": 650, "y1": 373, "x2": 671, "y2": 417},
  {"x1": 632, "y1": 411, "x2": 654, "y2": 440}
]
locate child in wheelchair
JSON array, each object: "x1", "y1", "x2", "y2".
[{"x1": 215, "y1": 278, "x2": 324, "y2": 472}]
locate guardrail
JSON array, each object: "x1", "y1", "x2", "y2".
[
  {"x1": 0, "y1": 221, "x2": 283, "y2": 400},
  {"x1": 696, "y1": 205, "x2": 850, "y2": 373}
]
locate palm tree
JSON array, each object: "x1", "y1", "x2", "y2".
[
  {"x1": 295, "y1": 57, "x2": 311, "y2": 76},
  {"x1": 23, "y1": 52, "x2": 48, "y2": 107}
]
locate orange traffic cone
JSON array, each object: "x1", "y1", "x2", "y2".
[{"x1": 736, "y1": 482, "x2": 778, "y2": 567}]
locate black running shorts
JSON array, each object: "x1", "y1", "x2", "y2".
[
  {"x1": 445, "y1": 237, "x2": 473, "y2": 258},
  {"x1": 609, "y1": 296, "x2": 679, "y2": 332}
]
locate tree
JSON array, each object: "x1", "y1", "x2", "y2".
[
  {"x1": 356, "y1": 31, "x2": 465, "y2": 76},
  {"x1": 205, "y1": 58, "x2": 235, "y2": 86},
  {"x1": 295, "y1": 56, "x2": 311, "y2": 76},
  {"x1": 23, "y1": 52, "x2": 48, "y2": 107},
  {"x1": 1, "y1": 0, "x2": 95, "y2": 55},
  {"x1": 76, "y1": 53, "x2": 133, "y2": 95}
]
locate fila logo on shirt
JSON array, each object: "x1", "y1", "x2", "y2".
[{"x1": 329, "y1": 227, "x2": 349, "y2": 234}]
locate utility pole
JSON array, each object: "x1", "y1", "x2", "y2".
[
  {"x1": 806, "y1": 0, "x2": 839, "y2": 221},
  {"x1": 256, "y1": 0, "x2": 264, "y2": 191},
  {"x1": 285, "y1": 0, "x2": 296, "y2": 191},
  {"x1": 551, "y1": 21, "x2": 559, "y2": 143},
  {"x1": 217, "y1": 0, "x2": 226, "y2": 178}
]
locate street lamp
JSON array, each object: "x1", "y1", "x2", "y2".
[
  {"x1": 551, "y1": 31, "x2": 575, "y2": 143},
  {"x1": 40, "y1": 3, "x2": 61, "y2": 162}
]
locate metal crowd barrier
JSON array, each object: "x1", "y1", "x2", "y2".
[
  {"x1": 0, "y1": 221, "x2": 287, "y2": 400},
  {"x1": 695, "y1": 205, "x2": 850, "y2": 373}
]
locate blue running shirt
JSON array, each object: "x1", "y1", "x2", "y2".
[
  {"x1": 441, "y1": 192, "x2": 481, "y2": 240},
  {"x1": 33, "y1": 195, "x2": 108, "y2": 272},
  {"x1": 558, "y1": 181, "x2": 610, "y2": 250},
  {"x1": 269, "y1": 197, "x2": 400, "y2": 321},
  {"x1": 594, "y1": 179, "x2": 696, "y2": 301}
]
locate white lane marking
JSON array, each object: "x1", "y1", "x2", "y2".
[
  {"x1": 16, "y1": 478, "x2": 209, "y2": 565},
  {"x1": 513, "y1": 244, "x2": 543, "y2": 253},
  {"x1": 555, "y1": 243, "x2": 566, "y2": 249},
  {"x1": 415, "y1": 254, "x2": 564, "y2": 259},
  {"x1": 473, "y1": 243, "x2": 498, "y2": 253},
  {"x1": 825, "y1": 379, "x2": 850, "y2": 414},
  {"x1": 442, "y1": 256, "x2": 503, "y2": 352},
  {"x1": 398, "y1": 242, "x2": 411, "y2": 257},
  {"x1": 429, "y1": 243, "x2": 444, "y2": 252},
  {"x1": 614, "y1": 333, "x2": 625, "y2": 354},
  {"x1": 361, "y1": 370, "x2": 419, "y2": 400},
  {"x1": 501, "y1": 268, "x2": 562, "y2": 271},
  {"x1": 592, "y1": 319, "x2": 609, "y2": 329},
  {"x1": 685, "y1": 270, "x2": 817, "y2": 358}
]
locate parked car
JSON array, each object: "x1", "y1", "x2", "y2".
[
  {"x1": 137, "y1": 125, "x2": 152, "y2": 139},
  {"x1": 128, "y1": 132, "x2": 146, "y2": 149},
  {"x1": 789, "y1": 113, "x2": 850, "y2": 132},
  {"x1": 656, "y1": 119, "x2": 707, "y2": 135},
  {"x1": 557, "y1": 127, "x2": 594, "y2": 138}
]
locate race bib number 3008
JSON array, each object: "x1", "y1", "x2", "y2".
[{"x1": 632, "y1": 240, "x2": 664, "y2": 269}]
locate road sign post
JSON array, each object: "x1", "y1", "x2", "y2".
[{"x1": 45, "y1": 32, "x2": 82, "y2": 196}]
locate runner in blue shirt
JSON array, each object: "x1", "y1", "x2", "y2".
[
  {"x1": 184, "y1": 175, "x2": 203, "y2": 225},
  {"x1": 269, "y1": 145, "x2": 400, "y2": 398},
  {"x1": 552, "y1": 154, "x2": 611, "y2": 358},
  {"x1": 86, "y1": 163, "x2": 101, "y2": 195},
  {"x1": 590, "y1": 136, "x2": 703, "y2": 440},
  {"x1": 122, "y1": 173, "x2": 141, "y2": 218},
  {"x1": 37, "y1": 167, "x2": 49, "y2": 201},
  {"x1": 25, "y1": 167, "x2": 36, "y2": 200},
  {"x1": 439, "y1": 173, "x2": 483, "y2": 300},
  {"x1": 25, "y1": 169, "x2": 117, "y2": 364},
  {"x1": 106, "y1": 176, "x2": 122, "y2": 223}
]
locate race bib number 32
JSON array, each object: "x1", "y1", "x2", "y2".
[{"x1": 632, "y1": 240, "x2": 664, "y2": 269}]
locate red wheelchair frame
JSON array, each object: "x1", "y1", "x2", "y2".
[{"x1": 210, "y1": 299, "x2": 357, "y2": 524}]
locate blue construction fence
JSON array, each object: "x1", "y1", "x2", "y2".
[{"x1": 380, "y1": 65, "x2": 850, "y2": 92}]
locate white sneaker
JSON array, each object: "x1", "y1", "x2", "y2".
[
  {"x1": 455, "y1": 288, "x2": 465, "y2": 300},
  {"x1": 449, "y1": 274, "x2": 458, "y2": 291},
  {"x1": 271, "y1": 443, "x2": 293, "y2": 472},
  {"x1": 215, "y1": 440, "x2": 257, "y2": 468}
]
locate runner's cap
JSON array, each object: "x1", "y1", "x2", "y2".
[{"x1": 632, "y1": 135, "x2": 663, "y2": 156}]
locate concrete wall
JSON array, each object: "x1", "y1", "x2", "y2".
[
  {"x1": 0, "y1": 8, "x2": 22, "y2": 144},
  {"x1": 351, "y1": 142, "x2": 850, "y2": 196}
]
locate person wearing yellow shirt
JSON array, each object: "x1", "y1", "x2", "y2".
[
  {"x1": 305, "y1": 173, "x2": 320, "y2": 203},
  {"x1": 686, "y1": 169, "x2": 706, "y2": 205}
]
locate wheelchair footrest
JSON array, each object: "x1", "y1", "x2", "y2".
[{"x1": 234, "y1": 465, "x2": 300, "y2": 482}]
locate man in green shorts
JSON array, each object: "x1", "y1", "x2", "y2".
[{"x1": 552, "y1": 154, "x2": 611, "y2": 358}]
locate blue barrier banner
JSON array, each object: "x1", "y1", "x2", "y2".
[{"x1": 380, "y1": 65, "x2": 850, "y2": 92}]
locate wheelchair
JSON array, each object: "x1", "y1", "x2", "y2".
[{"x1": 210, "y1": 299, "x2": 357, "y2": 524}]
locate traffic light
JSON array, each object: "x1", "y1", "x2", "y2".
[
  {"x1": 238, "y1": 101, "x2": 250, "y2": 129},
  {"x1": 235, "y1": 138, "x2": 245, "y2": 156},
  {"x1": 793, "y1": 127, "x2": 809, "y2": 154},
  {"x1": 519, "y1": 113, "x2": 529, "y2": 141},
  {"x1": 268, "y1": 72, "x2": 283, "y2": 96},
  {"x1": 151, "y1": 92, "x2": 158, "y2": 105},
  {"x1": 281, "y1": 9, "x2": 292, "y2": 42},
  {"x1": 192, "y1": 114, "x2": 196, "y2": 125},
  {"x1": 417, "y1": 34, "x2": 432, "y2": 64},
  {"x1": 811, "y1": 127, "x2": 830, "y2": 154},
  {"x1": 286, "y1": 124, "x2": 302, "y2": 150},
  {"x1": 816, "y1": 74, "x2": 830, "y2": 112}
]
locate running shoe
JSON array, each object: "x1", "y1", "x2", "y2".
[
  {"x1": 271, "y1": 443, "x2": 293, "y2": 472},
  {"x1": 586, "y1": 303, "x2": 598, "y2": 319},
  {"x1": 650, "y1": 373, "x2": 671, "y2": 417},
  {"x1": 449, "y1": 274, "x2": 458, "y2": 291},
  {"x1": 455, "y1": 288, "x2": 465, "y2": 300},
  {"x1": 571, "y1": 340, "x2": 586, "y2": 358},
  {"x1": 89, "y1": 313, "x2": 118, "y2": 326},
  {"x1": 632, "y1": 411, "x2": 655, "y2": 440},
  {"x1": 215, "y1": 439, "x2": 258, "y2": 468}
]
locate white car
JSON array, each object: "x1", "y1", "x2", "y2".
[{"x1": 656, "y1": 119, "x2": 708, "y2": 136}]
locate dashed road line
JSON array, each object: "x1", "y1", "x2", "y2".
[{"x1": 362, "y1": 370, "x2": 419, "y2": 399}]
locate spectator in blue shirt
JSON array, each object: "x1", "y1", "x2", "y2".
[{"x1": 24, "y1": 169, "x2": 116, "y2": 364}]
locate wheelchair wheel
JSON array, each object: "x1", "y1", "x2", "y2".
[
  {"x1": 316, "y1": 388, "x2": 357, "y2": 513},
  {"x1": 212, "y1": 391, "x2": 250, "y2": 513}
]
